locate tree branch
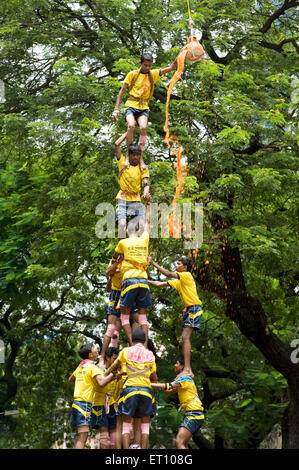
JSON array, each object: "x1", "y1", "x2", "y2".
[{"x1": 259, "y1": 0, "x2": 299, "y2": 35}]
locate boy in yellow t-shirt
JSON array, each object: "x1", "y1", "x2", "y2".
[
  {"x1": 113, "y1": 203, "x2": 152, "y2": 347},
  {"x1": 112, "y1": 52, "x2": 177, "y2": 168},
  {"x1": 148, "y1": 256, "x2": 203, "y2": 378},
  {"x1": 105, "y1": 329, "x2": 157, "y2": 450},
  {"x1": 151, "y1": 356, "x2": 204, "y2": 449},
  {"x1": 68, "y1": 343, "x2": 118, "y2": 449},
  {"x1": 115, "y1": 132, "x2": 150, "y2": 239},
  {"x1": 99, "y1": 254, "x2": 139, "y2": 368},
  {"x1": 91, "y1": 347, "x2": 119, "y2": 449}
]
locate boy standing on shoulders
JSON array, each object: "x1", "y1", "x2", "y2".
[
  {"x1": 148, "y1": 255, "x2": 203, "y2": 378},
  {"x1": 115, "y1": 132, "x2": 150, "y2": 239},
  {"x1": 113, "y1": 203, "x2": 152, "y2": 347}
]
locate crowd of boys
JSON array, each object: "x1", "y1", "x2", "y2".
[{"x1": 69, "y1": 53, "x2": 205, "y2": 449}]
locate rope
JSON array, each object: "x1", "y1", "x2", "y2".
[{"x1": 186, "y1": 0, "x2": 194, "y2": 37}]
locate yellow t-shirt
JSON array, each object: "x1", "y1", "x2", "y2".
[
  {"x1": 117, "y1": 343, "x2": 156, "y2": 389},
  {"x1": 168, "y1": 271, "x2": 202, "y2": 308},
  {"x1": 115, "y1": 231, "x2": 149, "y2": 280},
  {"x1": 175, "y1": 376, "x2": 204, "y2": 412},
  {"x1": 73, "y1": 362, "x2": 101, "y2": 403},
  {"x1": 124, "y1": 69, "x2": 161, "y2": 110},
  {"x1": 113, "y1": 375, "x2": 126, "y2": 405},
  {"x1": 116, "y1": 154, "x2": 149, "y2": 202},
  {"x1": 108, "y1": 260, "x2": 124, "y2": 291},
  {"x1": 92, "y1": 367, "x2": 111, "y2": 407}
]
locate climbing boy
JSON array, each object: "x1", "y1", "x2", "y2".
[
  {"x1": 148, "y1": 255, "x2": 202, "y2": 378},
  {"x1": 115, "y1": 132, "x2": 150, "y2": 239},
  {"x1": 68, "y1": 343, "x2": 118, "y2": 449},
  {"x1": 99, "y1": 254, "x2": 139, "y2": 369},
  {"x1": 112, "y1": 202, "x2": 152, "y2": 347},
  {"x1": 112, "y1": 52, "x2": 177, "y2": 168},
  {"x1": 151, "y1": 355, "x2": 204, "y2": 449}
]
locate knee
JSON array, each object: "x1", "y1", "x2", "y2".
[
  {"x1": 175, "y1": 434, "x2": 184, "y2": 448},
  {"x1": 127, "y1": 123, "x2": 135, "y2": 131},
  {"x1": 100, "y1": 431, "x2": 109, "y2": 448},
  {"x1": 106, "y1": 323, "x2": 116, "y2": 337},
  {"x1": 139, "y1": 125, "x2": 147, "y2": 134}
]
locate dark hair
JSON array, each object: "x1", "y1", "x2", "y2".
[
  {"x1": 78, "y1": 343, "x2": 94, "y2": 359},
  {"x1": 178, "y1": 255, "x2": 193, "y2": 272},
  {"x1": 141, "y1": 53, "x2": 153, "y2": 63},
  {"x1": 132, "y1": 328, "x2": 146, "y2": 343},
  {"x1": 105, "y1": 347, "x2": 119, "y2": 359},
  {"x1": 177, "y1": 354, "x2": 185, "y2": 366},
  {"x1": 128, "y1": 143, "x2": 142, "y2": 156}
]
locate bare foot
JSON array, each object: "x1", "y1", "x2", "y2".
[{"x1": 180, "y1": 368, "x2": 194, "y2": 379}]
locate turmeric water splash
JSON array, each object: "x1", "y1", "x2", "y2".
[{"x1": 163, "y1": 36, "x2": 204, "y2": 237}]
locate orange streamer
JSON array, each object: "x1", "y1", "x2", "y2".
[{"x1": 163, "y1": 36, "x2": 204, "y2": 237}]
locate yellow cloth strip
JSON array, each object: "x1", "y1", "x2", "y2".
[
  {"x1": 92, "y1": 407, "x2": 103, "y2": 417},
  {"x1": 72, "y1": 403, "x2": 91, "y2": 417},
  {"x1": 121, "y1": 283, "x2": 149, "y2": 297},
  {"x1": 186, "y1": 414, "x2": 205, "y2": 420},
  {"x1": 123, "y1": 390, "x2": 152, "y2": 402}
]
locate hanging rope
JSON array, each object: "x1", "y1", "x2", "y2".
[{"x1": 186, "y1": 0, "x2": 194, "y2": 37}]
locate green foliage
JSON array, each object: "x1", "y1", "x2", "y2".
[{"x1": 0, "y1": 0, "x2": 297, "y2": 449}]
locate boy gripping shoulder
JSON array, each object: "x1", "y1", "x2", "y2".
[
  {"x1": 148, "y1": 255, "x2": 203, "y2": 378},
  {"x1": 151, "y1": 355, "x2": 204, "y2": 449},
  {"x1": 68, "y1": 343, "x2": 119, "y2": 449}
]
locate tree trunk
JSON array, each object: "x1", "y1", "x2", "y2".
[{"x1": 195, "y1": 240, "x2": 299, "y2": 448}]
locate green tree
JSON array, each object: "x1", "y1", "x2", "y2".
[{"x1": 0, "y1": 0, "x2": 298, "y2": 449}]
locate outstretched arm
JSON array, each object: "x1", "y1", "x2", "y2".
[
  {"x1": 159, "y1": 58, "x2": 177, "y2": 76},
  {"x1": 148, "y1": 257, "x2": 179, "y2": 279},
  {"x1": 150, "y1": 381, "x2": 180, "y2": 394},
  {"x1": 148, "y1": 280, "x2": 169, "y2": 288},
  {"x1": 95, "y1": 372, "x2": 117, "y2": 388},
  {"x1": 115, "y1": 132, "x2": 128, "y2": 160},
  {"x1": 113, "y1": 83, "x2": 129, "y2": 121},
  {"x1": 144, "y1": 201, "x2": 151, "y2": 233},
  {"x1": 142, "y1": 177, "x2": 151, "y2": 203}
]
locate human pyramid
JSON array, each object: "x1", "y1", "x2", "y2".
[{"x1": 69, "y1": 47, "x2": 205, "y2": 450}]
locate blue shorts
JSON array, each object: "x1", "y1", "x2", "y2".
[
  {"x1": 91, "y1": 405, "x2": 108, "y2": 429},
  {"x1": 122, "y1": 386, "x2": 154, "y2": 418},
  {"x1": 120, "y1": 278, "x2": 152, "y2": 309},
  {"x1": 107, "y1": 404, "x2": 117, "y2": 430},
  {"x1": 180, "y1": 410, "x2": 204, "y2": 435},
  {"x1": 106, "y1": 289, "x2": 138, "y2": 319},
  {"x1": 183, "y1": 305, "x2": 202, "y2": 330},
  {"x1": 106, "y1": 289, "x2": 121, "y2": 318},
  {"x1": 116, "y1": 399, "x2": 123, "y2": 417},
  {"x1": 71, "y1": 400, "x2": 92, "y2": 428},
  {"x1": 116, "y1": 200, "x2": 145, "y2": 222},
  {"x1": 124, "y1": 107, "x2": 149, "y2": 121}
]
